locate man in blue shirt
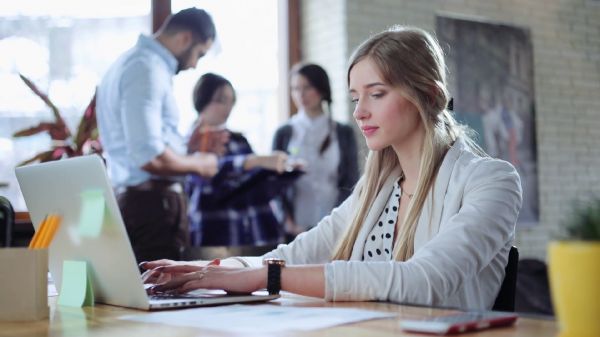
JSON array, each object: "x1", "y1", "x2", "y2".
[{"x1": 96, "y1": 8, "x2": 219, "y2": 263}]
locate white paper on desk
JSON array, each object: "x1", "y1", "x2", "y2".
[{"x1": 119, "y1": 304, "x2": 395, "y2": 333}]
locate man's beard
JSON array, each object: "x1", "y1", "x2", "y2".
[{"x1": 175, "y1": 46, "x2": 194, "y2": 74}]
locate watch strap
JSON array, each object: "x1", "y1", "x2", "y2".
[
  {"x1": 267, "y1": 263, "x2": 282, "y2": 295},
  {"x1": 264, "y1": 259, "x2": 285, "y2": 295}
]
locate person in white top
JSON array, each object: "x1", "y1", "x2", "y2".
[
  {"x1": 141, "y1": 26, "x2": 522, "y2": 310},
  {"x1": 273, "y1": 63, "x2": 359, "y2": 239}
]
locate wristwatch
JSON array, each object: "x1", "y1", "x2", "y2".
[{"x1": 263, "y1": 258, "x2": 286, "y2": 295}]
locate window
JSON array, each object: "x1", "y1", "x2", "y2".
[
  {"x1": 171, "y1": 0, "x2": 282, "y2": 153},
  {"x1": 0, "y1": 1, "x2": 151, "y2": 210},
  {"x1": 1, "y1": 1, "x2": 286, "y2": 212}
]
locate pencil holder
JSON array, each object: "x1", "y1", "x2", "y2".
[{"x1": 0, "y1": 247, "x2": 49, "y2": 321}]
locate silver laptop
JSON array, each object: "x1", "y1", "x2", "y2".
[{"x1": 16, "y1": 154, "x2": 278, "y2": 310}]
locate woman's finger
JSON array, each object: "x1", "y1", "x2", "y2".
[
  {"x1": 150, "y1": 271, "x2": 203, "y2": 294},
  {"x1": 139, "y1": 259, "x2": 175, "y2": 270},
  {"x1": 142, "y1": 270, "x2": 175, "y2": 285},
  {"x1": 154, "y1": 272, "x2": 175, "y2": 285},
  {"x1": 180, "y1": 279, "x2": 209, "y2": 293},
  {"x1": 157, "y1": 259, "x2": 219, "y2": 274},
  {"x1": 141, "y1": 269, "x2": 162, "y2": 283},
  {"x1": 156, "y1": 264, "x2": 203, "y2": 274}
]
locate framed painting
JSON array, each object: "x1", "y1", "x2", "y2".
[{"x1": 437, "y1": 16, "x2": 539, "y2": 227}]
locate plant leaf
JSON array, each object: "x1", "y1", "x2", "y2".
[
  {"x1": 16, "y1": 150, "x2": 55, "y2": 166},
  {"x1": 74, "y1": 92, "x2": 98, "y2": 154},
  {"x1": 563, "y1": 199, "x2": 600, "y2": 241},
  {"x1": 19, "y1": 73, "x2": 71, "y2": 137},
  {"x1": 12, "y1": 124, "x2": 51, "y2": 137}
]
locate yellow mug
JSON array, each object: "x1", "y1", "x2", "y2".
[{"x1": 548, "y1": 242, "x2": 600, "y2": 337}]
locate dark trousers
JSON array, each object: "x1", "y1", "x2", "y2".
[{"x1": 117, "y1": 186, "x2": 188, "y2": 264}]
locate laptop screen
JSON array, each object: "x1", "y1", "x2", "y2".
[{"x1": 16, "y1": 155, "x2": 151, "y2": 309}]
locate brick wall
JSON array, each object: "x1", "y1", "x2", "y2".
[
  {"x1": 300, "y1": 0, "x2": 600, "y2": 260},
  {"x1": 301, "y1": 0, "x2": 349, "y2": 122}
]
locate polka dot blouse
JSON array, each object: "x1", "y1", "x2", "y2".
[{"x1": 362, "y1": 180, "x2": 402, "y2": 261}]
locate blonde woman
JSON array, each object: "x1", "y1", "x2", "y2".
[{"x1": 141, "y1": 26, "x2": 522, "y2": 310}]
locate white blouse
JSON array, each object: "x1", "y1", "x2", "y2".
[{"x1": 287, "y1": 110, "x2": 340, "y2": 231}]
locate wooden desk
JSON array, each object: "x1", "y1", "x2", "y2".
[{"x1": 0, "y1": 294, "x2": 557, "y2": 337}]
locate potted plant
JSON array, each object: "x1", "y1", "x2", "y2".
[
  {"x1": 548, "y1": 198, "x2": 600, "y2": 337},
  {"x1": 12, "y1": 74, "x2": 102, "y2": 165}
]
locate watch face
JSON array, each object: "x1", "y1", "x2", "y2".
[{"x1": 263, "y1": 258, "x2": 286, "y2": 267}]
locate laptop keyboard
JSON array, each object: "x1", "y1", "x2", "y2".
[
  {"x1": 149, "y1": 290, "x2": 230, "y2": 300},
  {"x1": 150, "y1": 293, "x2": 202, "y2": 300}
]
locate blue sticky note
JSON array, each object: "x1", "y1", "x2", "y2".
[
  {"x1": 79, "y1": 189, "x2": 105, "y2": 237},
  {"x1": 58, "y1": 260, "x2": 94, "y2": 307}
]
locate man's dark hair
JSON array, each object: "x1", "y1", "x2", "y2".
[{"x1": 162, "y1": 8, "x2": 216, "y2": 44}]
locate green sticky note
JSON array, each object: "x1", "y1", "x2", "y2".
[
  {"x1": 58, "y1": 260, "x2": 94, "y2": 307},
  {"x1": 79, "y1": 189, "x2": 105, "y2": 237}
]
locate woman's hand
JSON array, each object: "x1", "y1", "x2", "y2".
[
  {"x1": 193, "y1": 152, "x2": 219, "y2": 177},
  {"x1": 244, "y1": 151, "x2": 288, "y2": 173},
  {"x1": 147, "y1": 265, "x2": 267, "y2": 295},
  {"x1": 140, "y1": 259, "x2": 219, "y2": 285},
  {"x1": 188, "y1": 125, "x2": 230, "y2": 155}
]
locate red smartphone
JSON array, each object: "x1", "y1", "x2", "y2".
[{"x1": 399, "y1": 311, "x2": 518, "y2": 335}]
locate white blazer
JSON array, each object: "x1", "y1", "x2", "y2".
[{"x1": 243, "y1": 138, "x2": 522, "y2": 310}]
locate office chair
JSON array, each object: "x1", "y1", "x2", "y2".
[
  {"x1": 492, "y1": 246, "x2": 519, "y2": 312},
  {"x1": 0, "y1": 196, "x2": 14, "y2": 247}
]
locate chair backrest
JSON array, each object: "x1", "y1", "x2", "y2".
[
  {"x1": 0, "y1": 196, "x2": 14, "y2": 247},
  {"x1": 492, "y1": 246, "x2": 519, "y2": 311}
]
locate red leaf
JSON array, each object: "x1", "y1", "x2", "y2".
[
  {"x1": 18, "y1": 73, "x2": 71, "y2": 137},
  {"x1": 12, "y1": 124, "x2": 51, "y2": 137},
  {"x1": 16, "y1": 150, "x2": 55, "y2": 166}
]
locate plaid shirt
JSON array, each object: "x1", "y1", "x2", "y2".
[{"x1": 185, "y1": 132, "x2": 284, "y2": 246}]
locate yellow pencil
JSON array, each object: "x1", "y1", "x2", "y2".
[
  {"x1": 36, "y1": 216, "x2": 52, "y2": 249},
  {"x1": 28, "y1": 215, "x2": 48, "y2": 249},
  {"x1": 40, "y1": 215, "x2": 61, "y2": 248}
]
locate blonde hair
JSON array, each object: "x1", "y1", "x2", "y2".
[{"x1": 332, "y1": 26, "x2": 483, "y2": 261}]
